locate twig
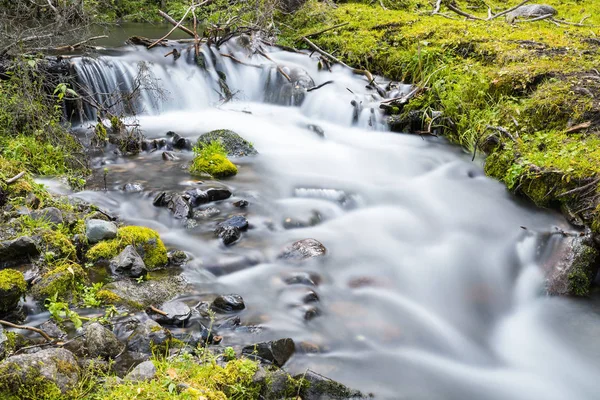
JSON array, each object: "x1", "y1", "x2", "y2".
[
  {"x1": 550, "y1": 17, "x2": 597, "y2": 27},
  {"x1": 432, "y1": 0, "x2": 442, "y2": 14},
  {"x1": 379, "y1": 0, "x2": 387, "y2": 10},
  {"x1": 304, "y1": 22, "x2": 349, "y2": 39},
  {"x1": 486, "y1": 125, "x2": 516, "y2": 141},
  {"x1": 257, "y1": 49, "x2": 291, "y2": 81},
  {"x1": 557, "y1": 178, "x2": 600, "y2": 198},
  {"x1": 53, "y1": 35, "x2": 108, "y2": 52},
  {"x1": 151, "y1": 5, "x2": 198, "y2": 48},
  {"x1": 516, "y1": 14, "x2": 554, "y2": 24},
  {"x1": 148, "y1": 305, "x2": 168, "y2": 316},
  {"x1": 0, "y1": 320, "x2": 53, "y2": 341},
  {"x1": 6, "y1": 171, "x2": 25, "y2": 184},
  {"x1": 221, "y1": 53, "x2": 262, "y2": 68},
  {"x1": 307, "y1": 80, "x2": 334, "y2": 92},
  {"x1": 565, "y1": 121, "x2": 592, "y2": 133},
  {"x1": 446, "y1": 3, "x2": 484, "y2": 20},
  {"x1": 487, "y1": 0, "x2": 531, "y2": 20}
]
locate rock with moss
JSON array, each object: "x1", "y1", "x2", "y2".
[
  {"x1": 87, "y1": 226, "x2": 168, "y2": 270},
  {"x1": 84, "y1": 322, "x2": 124, "y2": 360},
  {"x1": 190, "y1": 141, "x2": 238, "y2": 179},
  {"x1": 41, "y1": 230, "x2": 77, "y2": 261},
  {"x1": 98, "y1": 275, "x2": 189, "y2": 310},
  {"x1": 31, "y1": 262, "x2": 86, "y2": 301},
  {"x1": 545, "y1": 233, "x2": 600, "y2": 296},
  {"x1": 0, "y1": 348, "x2": 80, "y2": 396},
  {"x1": 298, "y1": 370, "x2": 367, "y2": 400},
  {"x1": 196, "y1": 129, "x2": 258, "y2": 157},
  {"x1": 0, "y1": 269, "x2": 26, "y2": 314}
]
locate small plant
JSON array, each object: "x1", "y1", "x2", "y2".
[
  {"x1": 190, "y1": 141, "x2": 237, "y2": 178},
  {"x1": 223, "y1": 346, "x2": 236, "y2": 361},
  {"x1": 45, "y1": 292, "x2": 83, "y2": 329},
  {"x1": 79, "y1": 282, "x2": 104, "y2": 308}
]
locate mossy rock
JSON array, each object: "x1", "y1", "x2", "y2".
[
  {"x1": 196, "y1": 129, "x2": 258, "y2": 157},
  {"x1": 31, "y1": 262, "x2": 86, "y2": 301},
  {"x1": 190, "y1": 153, "x2": 238, "y2": 179},
  {"x1": 0, "y1": 269, "x2": 27, "y2": 313},
  {"x1": 41, "y1": 230, "x2": 77, "y2": 262},
  {"x1": 86, "y1": 226, "x2": 167, "y2": 270}
]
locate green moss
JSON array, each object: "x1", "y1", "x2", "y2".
[
  {"x1": 31, "y1": 262, "x2": 86, "y2": 301},
  {"x1": 95, "y1": 289, "x2": 144, "y2": 310},
  {"x1": 566, "y1": 243, "x2": 599, "y2": 296},
  {"x1": 0, "y1": 269, "x2": 27, "y2": 313},
  {"x1": 190, "y1": 141, "x2": 238, "y2": 179},
  {"x1": 87, "y1": 226, "x2": 167, "y2": 270},
  {"x1": 41, "y1": 230, "x2": 77, "y2": 261}
]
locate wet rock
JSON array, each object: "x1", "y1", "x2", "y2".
[
  {"x1": 168, "y1": 250, "x2": 188, "y2": 266},
  {"x1": 242, "y1": 338, "x2": 295, "y2": 367},
  {"x1": 307, "y1": 124, "x2": 325, "y2": 138},
  {"x1": 217, "y1": 215, "x2": 249, "y2": 231},
  {"x1": 506, "y1": 4, "x2": 557, "y2": 22},
  {"x1": 196, "y1": 129, "x2": 258, "y2": 157},
  {"x1": 85, "y1": 219, "x2": 118, "y2": 244},
  {"x1": 84, "y1": 322, "x2": 124, "y2": 360},
  {"x1": 39, "y1": 320, "x2": 67, "y2": 340},
  {"x1": 167, "y1": 194, "x2": 193, "y2": 219},
  {"x1": 30, "y1": 207, "x2": 63, "y2": 225},
  {"x1": 283, "y1": 271, "x2": 321, "y2": 286},
  {"x1": 193, "y1": 207, "x2": 221, "y2": 219},
  {"x1": 545, "y1": 232, "x2": 600, "y2": 296},
  {"x1": 211, "y1": 294, "x2": 245, "y2": 313},
  {"x1": 303, "y1": 305, "x2": 322, "y2": 321},
  {"x1": 186, "y1": 188, "x2": 232, "y2": 207},
  {"x1": 0, "y1": 348, "x2": 80, "y2": 393},
  {"x1": 0, "y1": 269, "x2": 27, "y2": 314},
  {"x1": 126, "y1": 319, "x2": 170, "y2": 355},
  {"x1": 253, "y1": 367, "x2": 290, "y2": 399},
  {"x1": 152, "y1": 300, "x2": 191, "y2": 325},
  {"x1": 283, "y1": 211, "x2": 322, "y2": 229},
  {"x1": 125, "y1": 360, "x2": 156, "y2": 382},
  {"x1": 216, "y1": 225, "x2": 240, "y2": 245},
  {"x1": 162, "y1": 151, "x2": 179, "y2": 161},
  {"x1": 182, "y1": 321, "x2": 216, "y2": 347},
  {"x1": 110, "y1": 245, "x2": 147, "y2": 278},
  {"x1": 152, "y1": 191, "x2": 173, "y2": 207},
  {"x1": 296, "y1": 370, "x2": 365, "y2": 400},
  {"x1": 266, "y1": 66, "x2": 315, "y2": 106},
  {"x1": 204, "y1": 255, "x2": 261, "y2": 276},
  {"x1": 122, "y1": 182, "x2": 144, "y2": 193},
  {"x1": 233, "y1": 199, "x2": 249, "y2": 208},
  {"x1": 0, "y1": 236, "x2": 39, "y2": 266},
  {"x1": 278, "y1": 239, "x2": 327, "y2": 261},
  {"x1": 101, "y1": 275, "x2": 189, "y2": 309},
  {"x1": 171, "y1": 133, "x2": 191, "y2": 150}
]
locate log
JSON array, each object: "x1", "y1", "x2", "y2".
[{"x1": 158, "y1": 10, "x2": 195, "y2": 37}]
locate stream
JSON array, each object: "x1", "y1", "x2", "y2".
[{"x1": 44, "y1": 25, "x2": 600, "y2": 399}]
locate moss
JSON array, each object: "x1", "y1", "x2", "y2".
[
  {"x1": 95, "y1": 289, "x2": 144, "y2": 310},
  {"x1": 87, "y1": 226, "x2": 167, "y2": 270},
  {"x1": 567, "y1": 243, "x2": 599, "y2": 296},
  {"x1": 31, "y1": 262, "x2": 86, "y2": 301},
  {"x1": 41, "y1": 230, "x2": 77, "y2": 261},
  {"x1": 0, "y1": 269, "x2": 27, "y2": 313},
  {"x1": 190, "y1": 141, "x2": 238, "y2": 179},
  {"x1": 0, "y1": 363, "x2": 63, "y2": 400}
]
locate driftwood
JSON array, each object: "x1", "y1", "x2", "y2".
[
  {"x1": 0, "y1": 320, "x2": 53, "y2": 341},
  {"x1": 158, "y1": 10, "x2": 195, "y2": 37}
]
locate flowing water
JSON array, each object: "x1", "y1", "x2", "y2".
[{"x1": 53, "y1": 27, "x2": 600, "y2": 399}]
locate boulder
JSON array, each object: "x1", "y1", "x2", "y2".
[
  {"x1": 506, "y1": 4, "x2": 557, "y2": 22},
  {"x1": 125, "y1": 360, "x2": 156, "y2": 382},
  {"x1": 242, "y1": 338, "x2": 295, "y2": 367},
  {"x1": 110, "y1": 245, "x2": 147, "y2": 278},
  {"x1": 0, "y1": 236, "x2": 39, "y2": 267},
  {"x1": 84, "y1": 322, "x2": 124, "y2": 359},
  {"x1": 278, "y1": 239, "x2": 327, "y2": 261},
  {"x1": 196, "y1": 129, "x2": 258, "y2": 157},
  {"x1": 0, "y1": 269, "x2": 27, "y2": 314},
  {"x1": 167, "y1": 194, "x2": 193, "y2": 219},
  {"x1": 211, "y1": 294, "x2": 245, "y2": 313},
  {"x1": 152, "y1": 300, "x2": 192, "y2": 325},
  {"x1": 171, "y1": 133, "x2": 192, "y2": 150},
  {"x1": 30, "y1": 207, "x2": 63, "y2": 225},
  {"x1": 100, "y1": 275, "x2": 189, "y2": 309},
  {"x1": 126, "y1": 319, "x2": 170, "y2": 355},
  {"x1": 122, "y1": 183, "x2": 144, "y2": 193},
  {"x1": 214, "y1": 215, "x2": 249, "y2": 246},
  {"x1": 153, "y1": 191, "x2": 173, "y2": 208},
  {"x1": 0, "y1": 348, "x2": 80, "y2": 394},
  {"x1": 85, "y1": 219, "x2": 118, "y2": 244},
  {"x1": 186, "y1": 188, "x2": 232, "y2": 207},
  {"x1": 296, "y1": 370, "x2": 366, "y2": 400}
]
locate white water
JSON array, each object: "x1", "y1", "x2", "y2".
[{"x1": 70, "y1": 38, "x2": 600, "y2": 399}]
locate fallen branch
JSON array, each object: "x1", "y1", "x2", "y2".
[
  {"x1": 6, "y1": 171, "x2": 26, "y2": 184},
  {"x1": 558, "y1": 178, "x2": 600, "y2": 198},
  {"x1": 53, "y1": 35, "x2": 108, "y2": 52},
  {"x1": 164, "y1": 48, "x2": 181, "y2": 60},
  {"x1": 550, "y1": 17, "x2": 598, "y2": 27},
  {"x1": 148, "y1": 305, "x2": 168, "y2": 316},
  {"x1": 221, "y1": 53, "x2": 263, "y2": 68},
  {"x1": 486, "y1": 125, "x2": 516, "y2": 141},
  {"x1": 307, "y1": 80, "x2": 334, "y2": 92},
  {"x1": 432, "y1": 0, "x2": 442, "y2": 14},
  {"x1": 158, "y1": 10, "x2": 195, "y2": 38},
  {"x1": 446, "y1": 3, "x2": 484, "y2": 20},
  {"x1": 487, "y1": 0, "x2": 531, "y2": 20},
  {"x1": 151, "y1": 5, "x2": 199, "y2": 48},
  {"x1": 0, "y1": 320, "x2": 53, "y2": 341},
  {"x1": 516, "y1": 14, "x2": 554, "y2": 24},
  {"x1": 257, "y1": 49, "x2": 291, "y2": 81},
  {"x1": 304, "y1": 22, "x2": 349, "y2": 39},
  {"x1": 565, "y1": 121, "x2": 592, "y2": 134}
]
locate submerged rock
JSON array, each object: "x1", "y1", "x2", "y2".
[
  {"x1": 211, "y1": 294, "x2": 245, "y2": 313},
  {"x1": 545, "y1": 233, "x2": 600, "y2": 296},
  {"x1": 196, "y1": 129, "x2": 258, "y2": 157},
  {"x1": 85, "y1": 219, "x2": 118, "y2": 244},
  {"x1": 171, "y1": 133, "x2": 192, "y2": 150},
  {"x1": 278, "y1": 239, "x2": 327, "y2": 261},
  {"x1": 0, "y1": 348, "x2": 80, "y2": 394},
  {"x1": 122, "y1": 182, "x2": 144, "y2": 193},
  {"x1": 242, "y1": 338, "x2": 295, "y2": 367},
  {"x1": 110, "y1": 245, "x2": 147, "y2": 278}
]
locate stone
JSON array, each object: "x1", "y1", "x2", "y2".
[
  {"x1": 84, "y1": 322, "x2": 124, "y2": 360},
  {"x1": 0, "y1": 236, "x2": 39, "y2": 266},
  {"x1": 30, "y1": 207, "x2": 63, "y2": 225},
  {"x1": 171, "y1": 133, "x2": 191, "y2": 150},
  {"x1": 278, "y1": 239, "x2": 327, "y2": 261},
  {"x1": 0, "y1": 348, "x2": 80, "y2": 393},
  {"x1": 211, "y1": 294, "x2": 245, "y2": 313},
  {"x1": 122, "y1": 182, "x2": 144, "y2": 193},
  {"x1": 167, "y1": 194, "x2": 193, "y2": 219},
  {"x1": 215, "y1": 225, "x2": 241, "y2": 246},
  {"x1": 85, "y1": 219, "x2": 118, "y2": 244},
  {"x1": 265, "y1": 66, "x2": 315, "y2": 106},
  {"x1": 283, "y1": 211, "x2": 322, "y2": 229},
  {"x1": 545, "y1": 232, "x2": 600, "y2": 296},
  {"x1": 101, "y1": 275, "x2": 189, "y2": 309},
  {"x1": 242, "y1": 338, "x2": 295, "y2": 367},
  {"x1": 0, "y1": 269, "x2": 27, "y2": 314},
  {"x1": 196, "y1": 129, "x2": 258, "y2": 157},
  {"x1": 193, "y1": 207, "x2": 221, "y2": 219},
  {"x1": 168, "y1": 250, "x2": 188, "y2": 266},
  {"x1": 153, "y1": 191, "x2": 173, "y2": 207},
  {"x1": 233, "y1": 199, "x2": 248, "y2": 208},
  {"x1": 185, "y1": 188, "x2": 232, "y2": 207},
  {"x1": 307, "y1": 124, "x2": 325, "y2": 138},
  {"x1": 39, "y1": 320, "x2": 67, "y2": 340},
  {"x1": 152, "y1": 300, "x2": 192, "y2": 325},
  {"x1": 125, "y1": 360, "x2": 156, "y2": 382},
  {"x1": 506, "y1": 4, "x2": 557, "y2": 22},
  {"x1": 126, "y1": 319, "x2": 170, "y2": 355},
  {"x1": 217, "y1": 215, "x2": 249, "y2": 231},
  {"x1": 296, "y1": 370, "x2": 365, "y2": 400},
  {"x1": 110, "y1": 245, "x2": 147, "y2": 278},
  {"x1": 162, "y1": 151, "x2": 179, "y2": 161},
  {"x1": 283, "y1": 271, "x2": 321, "y2": 286}
]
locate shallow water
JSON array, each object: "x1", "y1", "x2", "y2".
[{"x1": 57, "y1": 30, "x2": 600, "y2": 399}]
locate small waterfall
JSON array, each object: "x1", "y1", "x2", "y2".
[{"x1": 70, "y1": 38, "x2": 409, "y2": 128}]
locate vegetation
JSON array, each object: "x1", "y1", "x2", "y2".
[
  {"x1": 279, "y1": 0, "x2": 600, "y2": 232},
  {"x1": 190, "y1": 141, "x2": 238, "y2": 179}
]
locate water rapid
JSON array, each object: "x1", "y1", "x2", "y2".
[{"x1": 65, "y1": 36, "x2": 600, "y2": 399}]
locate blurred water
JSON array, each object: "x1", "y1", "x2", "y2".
[{"x1": 67, "y1": 35, "x2": 600, "y2": 399}]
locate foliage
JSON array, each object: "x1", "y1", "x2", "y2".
[
  {"x1": 45, "y1": 292, "x2": 84, "y2": 329},
  {"x1": 190, "y1": 141, "x2": 238, "y2": 179}
]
